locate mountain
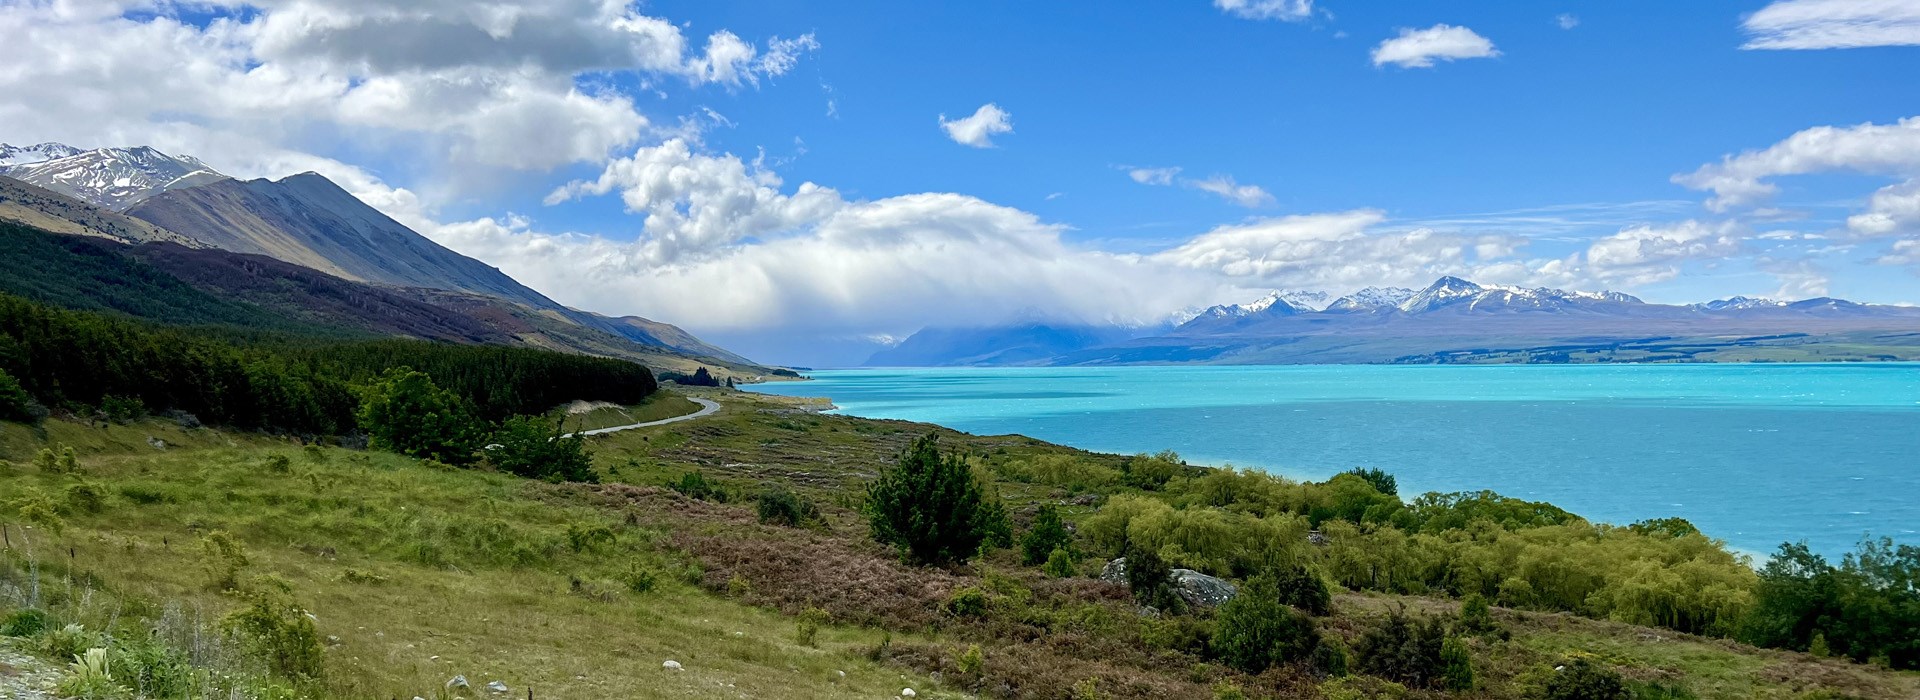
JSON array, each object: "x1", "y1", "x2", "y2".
[
  {"x1": 0, "y1": 142, "x2": 81, "y2": 166},
  {"x1": 1, "y1": 144, "x2": 781, "y2": 377},
  {"x1": 1176, "y1": 290, "x2": 1327, "y2": 327},
  {"x1": 0, "y1": 176, "x2": 203, "y2": 247},
  {"x1": 1693, "y1": 296, "x2": 1786, "y2": 312},
  {"x1": 1054, "y1": 276, "x2": 1920, "y2": 365},
  {"x1": 1327, "y1": 286, "x2": 1416, "y2": 312},
  {"x1": 124, "y1": 172, "x2": 559, "y2": 309},
  {"x1": 0, "y1": 145, "x2": 227, "y2": 209},
  {"x1": 865, "y1": 322, "x2": 1144, "y2": 366}
]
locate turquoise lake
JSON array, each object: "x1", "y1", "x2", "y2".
[{"x1": 746, "y1": 364, "x2": 1920, "y2": 558}]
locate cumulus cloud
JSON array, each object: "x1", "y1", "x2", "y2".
[
  {"x1": 1582, "y1": 220, "x2": 1744, "y2": 286},
  {"x1": 1848, "y1": 179, "x2": 1920, "y2": 236},
  {"x1": 1371, "y1": 24, "x2": 1500, "y2": 68},
  {"x1": 1742, "y1": 0, "x2": 1920, "y2": 50},
  {"x1": 1213, "y1": 0, "x2": 1314, "y2": 22},
  {"x1": 938, "y1": 103, "x2": 1014, "y2": 148},
  {"x1": 1673, "y1": 117, "x2": 1920, "y2": 212},
  {"x1": 1151, "y1": 210, "x2": 1538, "y2": 290},
  {"x1": 0, "y1": 1, "x2": 815, "y2": 182},
  {"x1": 1557, "y1": 14, "x2": 1581, "y2": 30}
]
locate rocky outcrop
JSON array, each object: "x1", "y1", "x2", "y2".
[{"x1": 1099, "y1": 557, "x2": 1239, "y2": 608}]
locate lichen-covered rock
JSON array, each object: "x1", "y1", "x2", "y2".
[{"x1": 1099, "y1": 558, "x2": 1239, "y2": 607}]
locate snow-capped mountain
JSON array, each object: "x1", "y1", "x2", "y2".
[
  {"x1": 1327, "y1": 286, "x2": 1416, "y2": 312},
  {"x1": 1693, "y1": 296, "x2": 1787, "y2": 312},
  {"x1": 1177, "y1": 290, "x2": 1329, "y2": 326},
  {"x1": 0, "y1": 145, "x2": 228, "y2": 210},
  {"x1": 1395, "y1": 277, "x2": 1641, "y2": 314},
  {"x1": 0, "y1": 142, "x2": 82, "y2": 167}
]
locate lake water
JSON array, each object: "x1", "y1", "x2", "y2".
[{"x1": 746, "y1": 364, "x2": 1920, "y2": 558}]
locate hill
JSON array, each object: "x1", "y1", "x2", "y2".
[{"x1": 0, "y1": 389, "x2": 1912, "y2": 699}]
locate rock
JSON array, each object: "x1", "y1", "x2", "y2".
[
  {"x1": 146, "y1": 436, "x2": 167, "y2": 450},
  {"x1": 663, "y1": 660, "x2": 684, "y2": 671},
  {"x1": 326, "y1": 635, "x2": 341, "y2": 646},
  {"x1": 1069, "y1": 494, "x2": 1099, "y2": 507},
  {"x1": 486, "y1": 680, "x2": 508, "y2": 693},
  {"x1": 1097, "y1": 557, "x2": 1238, "y2": 608},
  {"x1": 901, "y1": 689, "x2": 917, "y2": 697},
  {"x1": 1170, "y1": 569, "x2": 1237, "y2": 608},
  {"x1": 446, "y1": 675, "x2": 469, "y2": 689}
]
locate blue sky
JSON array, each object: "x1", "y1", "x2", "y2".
[{"x1": 2, "y1": 0, "x2": 1918, "y2": 365}]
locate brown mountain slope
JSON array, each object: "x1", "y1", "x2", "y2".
[
  {"x1": 0, "y1": 176, "x2": 201, "y2": 247},
  {"x1": 126, "y1": 173, "x2": 559, "y2": 309}
]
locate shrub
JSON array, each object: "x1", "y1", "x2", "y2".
[
  {"x1": 1020, "y1": 504, "x2": 1073, "y2": 566},
  {"x1": 946, "y1": 586, "x2": 990, "y2": 618},
  {"x1": 1459, "y1": 592, "x2": 1495, "y2": 633},
  {"x1": 1043, "y1": 548, "x2": 1079, "y2": 578},
  {"x1": 865, "y1": 433, "x2": 1011, "y2": 566},
  {"x1": 0, "y1": 368, "x2": 40, "y2": 423},
  {"x1": 1212, "y1": 681, "x2": 1248, "y2": 700},
  {"x1": 1122, "y1": 450, "x2": 1182, "y2": 490},
  {"x1": 225, "y1": 577, "x2": 326, "y2": 681},
  {"x1": 1343, "y1": 467, "x2": 1398, "y2": 496},
  {"x1": 118, "y1": 484, "x2": 177, "y2": 506},
  {"x1": 356, "y1": 368, "x2": 483, "y2": 466},
  {"x1": 564, "y1": 523, "x2": 615, "y2": 553},
  {"x1": 1212, "y1": 572, "x2": 1321, "y2": 672},
  {"x1": 37, "y1": 623, "x2": 99, "y2": 662},
  {"x1": 1439, "y1": 636, "x2": 1474, "y2": 690},
  {"x1": 100, "y1": 394, "x2": 146, "y2": 423},
  {"x1": 957, "y1": 643, "x2": 984, "y2": 676},
  {"x1": 200, "y1": 530, "x2": 250, "y2": 591},
  {"x1": 263, "y1": 454, "x2": 292, "y2": 474},
  {"x1": 61, "y1": 482, "x2": 108, "y2": 514},
  {"x1": 340, "y1": 568, "x2": 388, "y2": 585},
  {"x1": 757, "y1": 485, "x2": 822, "y2": 528},
  {"x1": 1809, "y1": 631, "x2": 1830, "y2": 658},
  {"x1": 1539, "y1": 658, "x2": 1630, "y2": 700},
  {"x1": 487, "y1": 414, "x2": 596, "y2": 483},
  {"x1": 1311, "y1": 638, "x2": 1350, "y2": 677},
  {"x1": 1354, "y1": 608, "x2": 1449, "y2": 689},
  {"x1": 796, "y1": 607, "x2": 828, "y2": 647},
  {"x1": 621, "y1": 564, "x2": 659, "y2": 594},
  {"x1": 2, "y1": 608, "x2": 48, "y2": 637},
  {"x1": 670, "y1": 471, "x2": 728, "y2": 502},
  {"x1": 113, "y1": 635, "x2": 196, "y2": 698},
  {"x1": 1271, "y1": 563, "x2": 1333, "y2": 616},
  {"x1": 1124, "y1": 545, "x2": 1183, "y2": 612}
]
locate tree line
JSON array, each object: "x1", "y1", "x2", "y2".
[{"x1": 0, "y1": 292, "x2": 657, "y2": 435}]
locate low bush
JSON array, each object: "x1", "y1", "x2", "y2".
[
  {"x1": 946, "y1": 587, "x2": 990, "y2": 618},
  {"x1": 1538, "y1": 657, "x2": 1630, "y2": 700},
  {"x1": 488, "y1": 414, "x2": 595, "y2": 483},
  {"x1": 669, "y1": 470, "x2": 729, "y2": 502},
  {"x1": 757, "y1": 485, "x2": 822, "y2": 528},
  {"x1": 1354, "y1": 608, "x2": 1449, "y2": 689},
  {"x1": 1020, "y1": 504, "x2": 1073, "y2": 565},
  {"x1": 224, "y1": 578, "x2": 326, "y2": 682},
  {"x1": 2, "y1": 608, "x2": 48, "y2": 637},
  {"x1": 1212, "y1": 572, "x2": 1321, "y2": 672}
]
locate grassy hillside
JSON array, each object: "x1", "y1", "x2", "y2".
[{"x1": 0, "y1": 390, "x2": 1911, "y2": 699}]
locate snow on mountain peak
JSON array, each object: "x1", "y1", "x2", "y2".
[
  {"x1": 1693, "y1": 296, "x2": 1788, "y2": 312},
  {"x1": 0, "y1": 144, "x2": 228, "y2": 210},
  {"x1": 0, "y1": 142, "x2": 82, "y2": 167}
]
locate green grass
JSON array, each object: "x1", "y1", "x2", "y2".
[{"x1": 0, "y1": 390, "x2": 1914, "y2": 699}]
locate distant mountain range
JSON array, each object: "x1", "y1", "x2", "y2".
[
  {"x1": 0, "y1": 142, "x2": 777, "y2": 379},
  {"x1": 873, "y1": 276, "x2": 1920, "y2": 367}
]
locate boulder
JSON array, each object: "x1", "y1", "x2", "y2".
[
  {"x1": 1098, "y1": 558, "x2": 1238, "y2": 608},
  {"x1": 663, "y1": 660, "x2": 684, "y2": 671},
  {"x1": 486, "y1": 680, "x2": 509, "y2": 693}
]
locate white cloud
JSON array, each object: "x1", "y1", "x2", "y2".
[
  {"x1": 938, "y1": 103, "x2": 1014, "y2": 148},
  {"x1": 1847, "y1": 179, "x2": 1920, "y2": 236},
  {"x1": 1582, "y1": 220, "x2": 1744, "y2": 286},
  {"x1": 1371, "y1": 24, "x2": 1500, "y2": 68},
  {"x1": 1742, "y1": 0, "x2": 1920, "y2": 50},
  {"x1": 1674, "y1": 117, "x2": 1920, "y2": 212},
  {"x1": 1151, "y1": 210, "x2": 1538, "y2": 290},
  {"x1": 1129, "y1": 167, "x2": 1182, "y2": 186},
  {"x1": 1557, "y1": 14, "x2": 1581, "y2": 30},
  {"x1": 0, "y1": 1, "x2": 816, "y2": 184},
  {"x1": 1213, "y1": 0, "x2": 1314, "y2": 22},
  {"x1": 1125, "y1": 166, "x2": 1272, "y2": 207},
  {"x1": 1189, "y1": 175, "x2": 1275, "y2": 208}
]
